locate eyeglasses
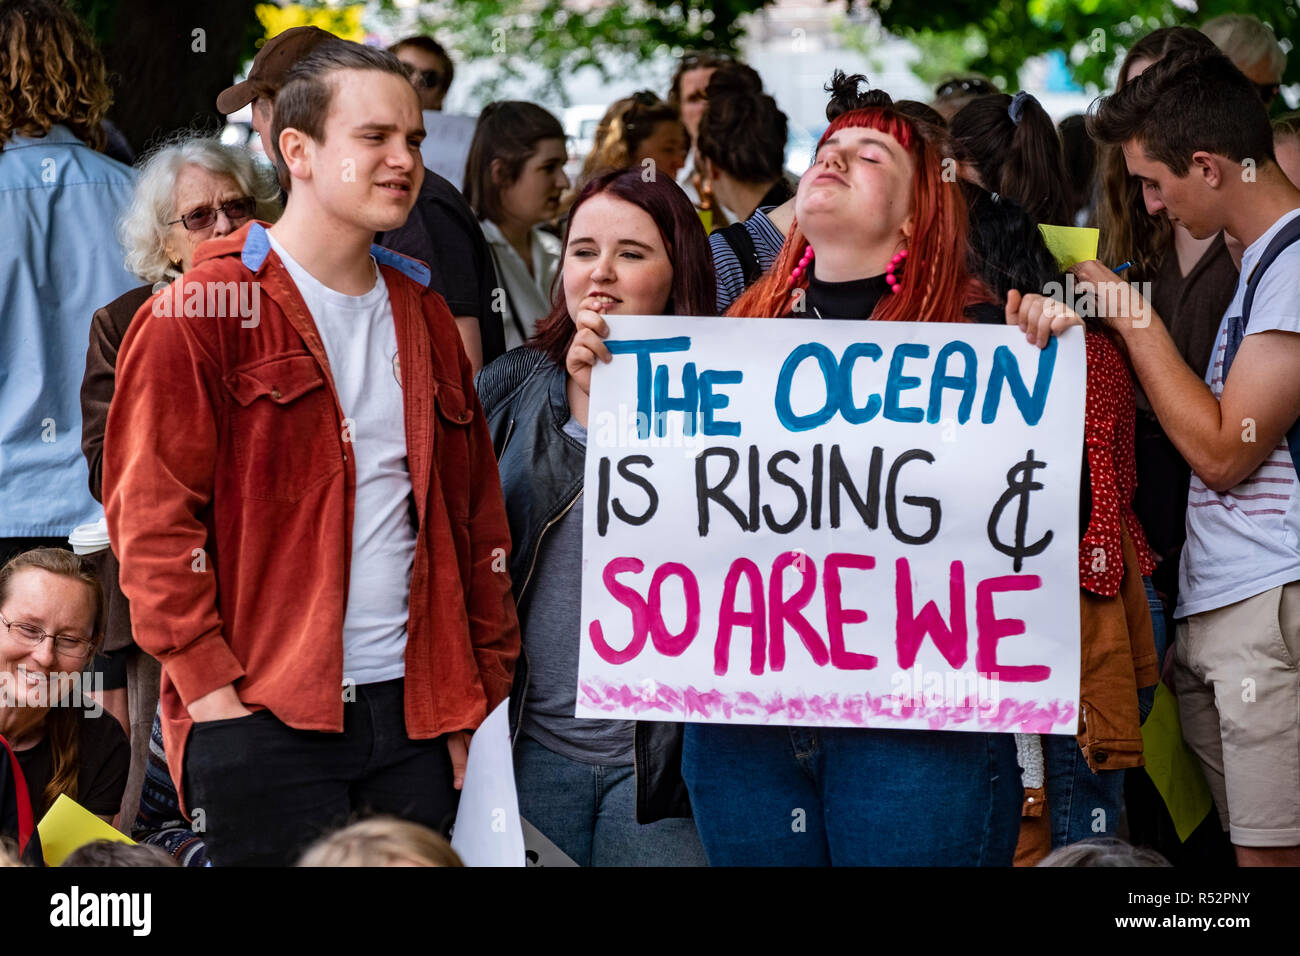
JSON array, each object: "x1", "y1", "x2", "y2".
[
  {"x1": 1256, "y1": 82, "x2": 1280, "y2": 105},
  {"x1": 411, "y1": 68, "x2": 444, "y2": 90},
  {"x1": 0, "y1": 612, "x2": 94, "y2": 661},
  {"x1": 167, "y1": 197, "x2": 256, "y2": 232},
  {"x1": 935, "y1": 78, "x2": 995, "y2": 99}
]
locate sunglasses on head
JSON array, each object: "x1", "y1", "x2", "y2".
[{"x1": 167, "y1": 197, "x2": 256, "y2": 231}]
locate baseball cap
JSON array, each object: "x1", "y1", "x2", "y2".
[{"x1": 216, "y1": 26, "x2": 337, "y2": 114}]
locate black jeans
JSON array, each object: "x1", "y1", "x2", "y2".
[{"x1": 183, "y1": 678, "x2": 457, "y2": 866}]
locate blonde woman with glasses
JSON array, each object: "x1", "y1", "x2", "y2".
[{"x1": 0, "y1": 549, "x2": 126, "y2": 825}]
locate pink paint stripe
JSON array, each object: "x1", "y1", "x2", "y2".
[{"x1": 576, "y1": 680, "x2": 1076, "y2": 733}]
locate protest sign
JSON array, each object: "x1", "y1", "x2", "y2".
[
  {"x1": 576, "y1": 316, "x2": 1085, "y2": 734},
  {"x1": 451, "y1": 699, "x2": 525, "y2": 866}
]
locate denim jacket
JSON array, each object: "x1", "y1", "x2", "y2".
[{"x1": 476, "y1": 347, "x2": 693, "y2": 823}]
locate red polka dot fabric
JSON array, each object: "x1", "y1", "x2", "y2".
[{"x1": 1079, "y1": 332, "x2": 1156, "y2": 596}]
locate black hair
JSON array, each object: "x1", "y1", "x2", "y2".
[
  {"x1": 824, "y1": 70, "x2": 893, "y2": 121},
  {"x1": 1088, "y1": 47, "x2": 1276, "y2": 175},
  {"x1": 696, "y1": 65, "x2": 788, "y2": 184},
  {"x1": 389, "y1": 35, "x2": 454, "y2": 94},
  {"x1": 950, "y1": 92, "x2": 1073, "y2": 226}
]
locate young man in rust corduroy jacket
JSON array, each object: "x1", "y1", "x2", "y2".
[{"x1": 102, "y1": 40, "x2": 519, "y2": 866}]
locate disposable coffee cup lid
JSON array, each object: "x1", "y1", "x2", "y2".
[{"x1": 68, "y1": 516, "x2": 110, "y2": 555}]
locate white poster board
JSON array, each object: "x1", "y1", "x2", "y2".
[
  {"x1": 576, "y1": 316, "x2": 1085, "y2": 735},
  {"x1": 419, "y1": 110, "x2": 478, "y2": 190}
]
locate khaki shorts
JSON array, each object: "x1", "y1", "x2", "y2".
[{"x1": 1175, "y1": 583, "x2": 1300, "y2": 847}]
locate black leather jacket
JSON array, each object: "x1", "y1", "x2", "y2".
[{"x1": 476, "y1": 347, "x2": 692, "y2": 824}]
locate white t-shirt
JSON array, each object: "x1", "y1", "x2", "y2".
[
  {"x1": 267, "y1": 232, "x2": 416, "y2": 683},
  {"x1": 1177, "y1": 207, "x2": 1300, "y2": 618}
]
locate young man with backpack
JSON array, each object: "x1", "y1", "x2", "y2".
[
  {"x1": 1068, "y1": 48, "x2": 1300, "y2": 866},
  {"x1": 104, "y1": 40, "x2": 519, "y2": 866}
]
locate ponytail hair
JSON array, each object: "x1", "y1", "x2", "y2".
[
  {"x1": 729, "y1": 100, "x2": 992, "y2": 323},
  {"x1": 950, "y1": 91, "x2": 1073, "y2": 226},
  {"x1": 573, "y1": 91, "x2": 682, "y2": 193}
]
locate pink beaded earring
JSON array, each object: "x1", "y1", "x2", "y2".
[
  {"x1": 885, "y1": 249, "x2": 908, "y2": 294},
  {"x1": 787, "y1": 244, "x2": 814, "y2": 288}
]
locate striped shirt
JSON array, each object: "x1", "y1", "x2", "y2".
[
  {"x1": 1177, "y1": 207, "x2": 1300, "y2": 617},
  {"x1": 709, "y1": 206, "x2": 787, "y2": 314}
]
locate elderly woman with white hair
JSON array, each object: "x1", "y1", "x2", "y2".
[
  {"x1": 82, "y1": 134, "x2": 280, "y2": 506},
  {"x1": 76, "y1": 134, "x2": 279, "y2": 828}
]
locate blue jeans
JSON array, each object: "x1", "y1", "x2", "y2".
[
  {"x1": 681, "y1": 724, "x2": 1022, "y2": 866},
  {"x1": 1042, "y1": 734, "x2": 1126, "y2": 847},
  {"x1": 513, "y1": 735, "x2": 708, "y2": 866},
  {"x1": 1137, "y1": 577, "x2": 1169, "y2": 723}
]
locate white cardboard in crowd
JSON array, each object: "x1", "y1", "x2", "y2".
[
  {"x1": 450, "y1": 698, "x2": 525, "y2": 866},
  {"x1": 576, "y1": 315, "x2": 1086, "y2": 735},
  {"x1": 418, "y1": 110, "x2": 478, "y2": 191},
  {"x1": 521, "y1": 818, "x2": 579, "y2": 867}
]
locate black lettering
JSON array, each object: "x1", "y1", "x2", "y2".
[
  {"x1": 885, "y1": 448, "x2": 941, "y2": 545},
  {"x1": 746, "y1": 445, "x2": 760, "y2": 532},
  {"x1": 611, "y1": 455, "x2": 658, "y2": 527},
  {"x1": 810, "y1": 443, "x2": 823, "y2": 530},
  {"x1": 829, "y1": 444, "x2": 881, "y2": 530},
  {"x1": 695, "y1": 446, "x2": 749, "y2": 535},
  {"x1": 762, "y1": 450, "x2": 807, "y2": 534},
  {"x1": 596, "y1": 456, "x2": 611, "y2": 536}
]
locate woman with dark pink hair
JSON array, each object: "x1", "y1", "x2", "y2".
[{"x1": 476, "y1": 169, "x2": 714, "y2": 866}]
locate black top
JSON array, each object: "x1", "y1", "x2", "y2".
[
  {"x1": 13, "y1": 707, "x2": 130, "y2": 819},
  {"x1": 375, "y1": 167, "x2": 506, "y2": 365},
  {"x1": 805, "y1": 264, "x2": 1003, "y2": 325},
  {"x1": 806, "y1": 267, "x2": 891, "y2": 319}
]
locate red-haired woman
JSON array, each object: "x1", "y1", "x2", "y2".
[
  {"x1": 665, "y1": 91, "x2": 1027, "y2": 866},
  {"x1": 476, "y1": 169, "x2": 713, "y2": 866}
]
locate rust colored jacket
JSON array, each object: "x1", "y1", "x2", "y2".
[{"x1": 103, "y1": 222, "x2": 520, "y2": 804}]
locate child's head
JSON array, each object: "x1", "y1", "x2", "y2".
[
  {"x1": 1089, "y1": 48, "x2": 1278, "y2": 239},
  {"x1": 60, "y1": 840, "x2": 178, "y2": 867},
  {"x1": 1037, "y1": 837, "x2": 1171, "y2": 867},
  {"x1": 297, "y1": 817, "x2": 464, "y2": 867}
]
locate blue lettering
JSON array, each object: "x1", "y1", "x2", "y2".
[
  {"x1": 775, "y1": 343, "x2": 840, "y2": 432},
  {"x1": 883, "y1": 343, "x2": 929, "y2": 423},
  {"x1": 699, "y1": 369, "x2": 743, "y2": 437},
  {"x1": 926, "y1": 340, "x2": 978, "y2": 424},
  {"x1": 838, "y1": 343, "x2": 883, "y2": 424},
  {"x1": 607, "y1": 337, "x2": 692, "y2": 438},
  {"x1": 980, "y1": 336, "x2": 1057, "y2": 425},
  {"x1": 653, "y1": 362, "x2": 699, "y2": 437}
]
